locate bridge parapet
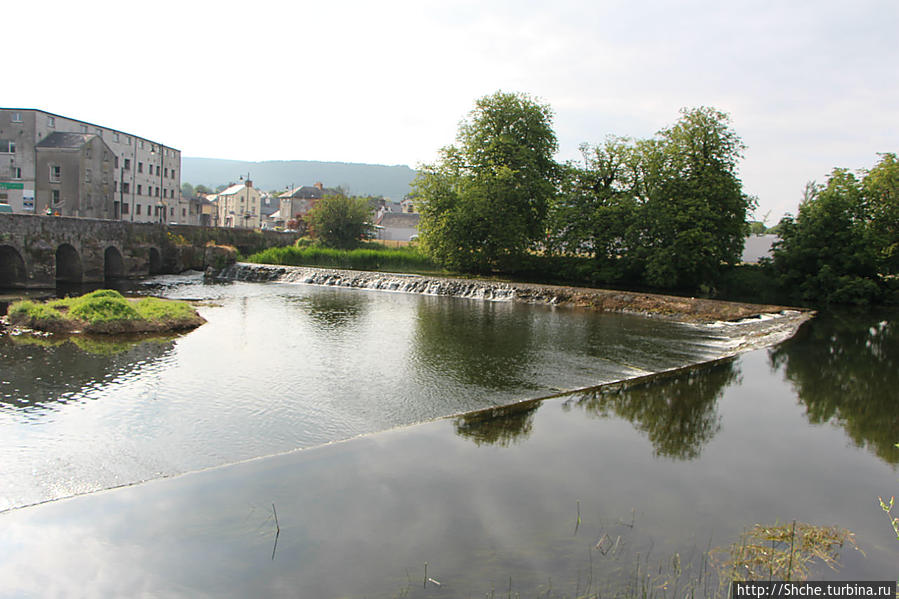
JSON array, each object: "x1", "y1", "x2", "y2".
[{"x1": 0, "y1": 214, "x2": 300, "y2": 289}]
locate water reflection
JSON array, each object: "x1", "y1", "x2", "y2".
[
  {"x1": 290, "y1": 288, "x2": 370, "y2": 332},
  {"x1": 412, "y1": 298, "x2": 536, "y2": 390},
  {"x1": 0, "y1": 333, "x2": 177, "y2": 415},
  {"x1": 573, "y1": 359, "x2": 740, "y2": 460},
  {"x1": 769, "y1": 310, "x2": 899, "y2": 464},
  {"x1": 454, "y1": 400, "x2": 540, "y2": 447}
]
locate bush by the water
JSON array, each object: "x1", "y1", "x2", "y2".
[{"x1": 246, "y1": 244, "x2": 439, "y2": 273}]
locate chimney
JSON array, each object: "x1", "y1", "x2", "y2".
[
  {"x1": 245, "y1": 179, "x2": 253, "y2": 188},
  {"x1": 314, "y1": 182, "x2": 323, "y2": 190}
]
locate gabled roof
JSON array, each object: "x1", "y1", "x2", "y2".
[
  {"x1": 278, "y1": 185, "x2": 341, "y2": 200},
  {"x1": 219, "y1": 183, "x2": 252, "y2": 196},
  {"x1": 36, "y1": 132, "x2": 96, "y2": 149}
]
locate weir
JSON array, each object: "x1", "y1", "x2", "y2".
[{"x1": 216, "y1": 261, "x2": 812, "y2": 349}]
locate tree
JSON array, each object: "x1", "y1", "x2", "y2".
[
  {"x1": 547, "y1": 107, "x2": 752, "y2": 290},
  {"x1": 547, "y1": 137, "x2": 639, "y2": 281},
  {"x1": 414, "y1": 91, "x2": 559, "y2": 272},
  {"x1": 771, "y1": 155, "x2": 895, "y2": 305},
  {"x1": 864, "y1": 153, "x2": 899, "y2": 275},
  {"x1": 181, "y1": 182, "x2": 195, "y2": 199},
  {"x1": 307, "y1": 194, "x2": 373, "y2": 249},
  {"x1": 637, "y1": 107, "x2": 751, "y2": 289}
]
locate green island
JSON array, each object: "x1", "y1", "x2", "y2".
[{"x1": 5, "y1": 289, "x2": 206, "y2": 335}]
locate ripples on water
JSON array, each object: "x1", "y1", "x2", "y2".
[{"x1": 0, "y1": 273, "x2": 793, "y2": 510}]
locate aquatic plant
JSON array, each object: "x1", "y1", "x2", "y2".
[{"x1": 710, "y1": 521, "x2": 858, "y2": 584}]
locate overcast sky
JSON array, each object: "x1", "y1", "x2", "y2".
[{"x1": 8, "y1": 0, "x2": 897, "y2": 220}]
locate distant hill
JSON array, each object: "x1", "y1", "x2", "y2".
[{"x1": 182, "y1": 157, "x2": 417, "y2": 200}]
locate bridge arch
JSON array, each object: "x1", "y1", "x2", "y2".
[
  {"x1": 0, "y1": 245, "x2": 27, "y2": 288},
  {"x1": 55, "y1": 244, "x2": 83, "y2": 283},
  {"x1": 104, "y1": 246, "x2": 125, "y2": 280},
  {"x1": 149, "y1": 247, "x2": 163, "y2": 275}
]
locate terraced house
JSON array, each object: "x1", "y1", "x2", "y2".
[{"x1": 0, "y1": 108, "x2": 183, "y2": 223}]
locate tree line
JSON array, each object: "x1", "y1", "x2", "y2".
[{"x1": 412, "y1": 91, "x2": 897, "y2": 305}]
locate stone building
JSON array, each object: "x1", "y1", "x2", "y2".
[
  {"x1": 0, "y1": 108, "x2": 182, "y2": 223},
  {"x1": 34, "y1": 133, "x2": 115, "y2": 219}
]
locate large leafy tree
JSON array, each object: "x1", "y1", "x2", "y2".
[
  {"x1": 548, "y1": 107, "x2": 752, "y2": 290},
  {"x1": 307, "y1": 194, "x2": 373, "y2": 249},
  {"x1": 638, "y1": 107, "x2": 751, "y2": 288},
  {"x1": 771, "y1": 154, "x2": 897, "y2": 305},
  {"x1": 414, "y1": 91, "x2": 559, "y2": 272}
]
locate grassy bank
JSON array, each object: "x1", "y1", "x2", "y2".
[
  {"x1": 245, "y1": 243, "x2": 441, "y2": 274},
  {"x1": 7, "y1": 289, "x2": 205, "y2": 334}
]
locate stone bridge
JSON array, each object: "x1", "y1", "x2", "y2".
[{"x1": 0, "y1": 214, "x2": 300, "y2": 289}]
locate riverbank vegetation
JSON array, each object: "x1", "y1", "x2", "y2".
[
  {"x1": 6, "y1": 289, "x2": 205, "y2": 334},
  {"x1": 245, "y1": 241, "x2": 440, "y2": 274}
]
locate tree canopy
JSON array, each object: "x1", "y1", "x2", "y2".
[
  {"x1": 547, "y1": 107, "x2": 753, "y2": 289},
  {"x1": 414, "y1": 91, "x2": 558, "y2": 272},
  {"x1": 307, "y1": 194, "x2": 373, "y2": 249},
  {"x1": 770, "y1": 153, "x2": 898, "y2": 304}
]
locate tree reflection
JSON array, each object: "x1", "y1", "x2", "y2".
[
  {"x1": 295, "y1": 289, "x2": 369, "y2": 332},
  {"x1": 412, "y1": 298, "x2": 535, "y2": 389},
  {"x1": 454, "y1": 400, "x2": 540, "y2": 447},
  {"x1": 769, "y1": 310, "x2": 899, "y2": 464},
  {"x1": 574, "y1": 359, "x2": 740, "y2": 460}
]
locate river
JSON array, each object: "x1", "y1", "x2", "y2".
[{"x1": 0, "y1": 273, "x2": 895, "y2": 597}]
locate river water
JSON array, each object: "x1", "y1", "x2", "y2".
[
  {"x1": 0, "y1": 272, "x2": 784, "y2": 511},
  {"x1": 0, "y1": 274, "x2": 896, "y2": 597}
]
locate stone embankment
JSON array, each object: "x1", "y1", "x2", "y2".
[{"x1": 215, "y1": 262, "x2": 803, "y2": 323}]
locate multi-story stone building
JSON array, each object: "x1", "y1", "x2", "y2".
[{"x1": 0, "y1": 108, "x2": 182, "y2": 223}]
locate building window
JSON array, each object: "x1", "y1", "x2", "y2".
[
  {"x1": 10, "y1": 112, "x2": 22, "y2": 123},
  {"x1": 49, "y1": 165, "x2": 61, "y2": 182},
  {"x1": 138, "y1": 162, "x2": 143, "y2": 174},
  {"x1": 137, "y1": 184, "x2": 142, "y2": 195},
  {"x1": 136, "y1": 204, "x2": 141, "y2": 215},
  {"x1": 124, "y1": 158, "x2": 131, "y2": 170},
  {"x1": 170, "y1": 207, "x2": 174, "y2": 216},
  {"x1": 52, "y1": 190, "x2": 60, "y2": 204},
  {"x1": 80, "y1": 125, "x2": 88, "y2": 133},
  {"x1": 85, "y1": 169, "x2": 91, "y2": 183},
  {"x1": 139, "y1": 141, "x2": 144, "y2": 149},
  {"x1": 122, "y1": 202, "x2": 129, "y2": 214},
  {"x1": 48, "y1": 116, "x2": 56, "y2": 128},
  {"x1": 114, "y1": 181, "x2": 118, "y2": 192},
  {"x1": 114, "y1": 156, "x2": 119, "y2": 169},
  {"x1": 182, "y1": 208, "x2": 186, "y2": 217},
  {"x1": 96, "y1": 129, "x2": 102, "y2": 137},
  {"x1": 12, "y1": 167, "x2": 22, "y2": 179},
  {"x1": 113, "y1": 132, "x2": 120, "y2": 142},
  {"x1": 164, "y1": 167, "x2": 168, "y2": 178},
  {"x1": 0, "y1": 140, "x2": 14, "y2": 153},
  {"x1": 122, "y1": 182, "x2": 130, "y2": 194},
  {"x1": 155, "y1": 187, "x2": 160, "y2": 197}
]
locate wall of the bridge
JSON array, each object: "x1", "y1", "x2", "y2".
[{"x1": 0, "y1": 214, "x2": 299, "y2": 289}]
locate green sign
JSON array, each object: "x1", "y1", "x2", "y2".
[{"x1": 0, "y1": 182, "x2": 24, "y2": 190}]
